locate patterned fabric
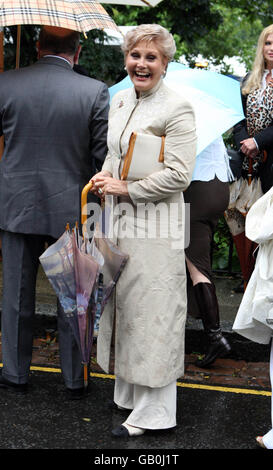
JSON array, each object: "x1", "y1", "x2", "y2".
[
  {"x1": 0, "y1": 1, "x2": 118, "y2": 32},
  {"x1": 243, "y1": 80, "x2": 273, "y2": 176},
  {"x1": 225, "y1": 80, "x2": 273, "y2": 282}
]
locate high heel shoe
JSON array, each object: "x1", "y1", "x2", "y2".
[{"x1": 256, "y1": 436, "x2": 266, "y2": 449}]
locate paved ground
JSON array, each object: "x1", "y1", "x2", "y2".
[
  {"x1": 0, "y1": 266, "x2": 270, "y2": 391},
  {"x1": 28, "y1": 325, "x2": 271, "y2": 392},
  {"x1": 0, "y1": 369, "x2": 271, "y2": 452},
  {"x1": 13, "y1": 266, "x2": 270, "y2": 390}
]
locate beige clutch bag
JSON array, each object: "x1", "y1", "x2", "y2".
[{"x1": 120, "y1": 132, "x2": 165, "y2": 181}]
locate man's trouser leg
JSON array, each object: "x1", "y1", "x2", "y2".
[
  {"x1": 57, "y1": 300, "x2": 84, "y2": 389},
  {"x1": 1, "y1": 231, "x2": 41, "y2": 384},
  {"x1": 1, "y1": 231, "x2": 84, "y2": 388}
]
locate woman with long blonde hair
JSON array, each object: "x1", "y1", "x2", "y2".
[
  {"x1": 225, "y1": 24, "x2": 273, "y2": 290},
  {"x1": 242, "y1": 24, "x2": 273, "y2": 96}
]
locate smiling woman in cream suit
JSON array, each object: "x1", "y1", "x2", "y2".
[{"x1": 90, "y1": 24, "x2": 197, "y2": 438}]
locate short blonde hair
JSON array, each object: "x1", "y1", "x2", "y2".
[
  {"x1": 242, "y1": 24, "x2": 273, "y2": 95},
  {"x1": 121, "y1": 24, "x2": 176, "y2": 62}
]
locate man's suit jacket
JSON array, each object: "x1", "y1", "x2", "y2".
[{"x1": 0, "y1": 56, "x2": 109, "y2": 238}]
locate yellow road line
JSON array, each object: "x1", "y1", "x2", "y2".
[
  {"x1": 1, "y1": 363, "x2": 270, "y2": 397},
  {"x1": 176, "y1": 381, "x2": 271, "y2": 397},
  {"x1": 30, "y1": 365, "x2": 62, "y2": 374}
]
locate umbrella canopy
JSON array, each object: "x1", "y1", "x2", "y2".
[
  {"x1": 100, "y1": 0, "x2": 162, "y2": 5},
  {"x1": 39, "y1": 230, "x2": 77, "y2": 320},
  {"x1": 39, "y1": 227, "x2": 99, "y2": 389},
  {"x1": 109, "y1": 66, "x2": 245, "y2": 155},
  {"x1": 72, "y1": 231, "x2": 99, "y2": 368},
  {"x1": 0, "y1": 0, "x2": 119, "y2": 32},
  {"x1": 165, "y1": 68, "x2": 244, "y2": 154},
  {"x1": 88, "y1": 229, "x2": 129, "y2": 309}
]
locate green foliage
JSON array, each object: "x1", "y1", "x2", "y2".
[
  {"x1": 218, "y1": 0, "x2": 273, "y2": 25},
  {"x1": 212, "y1": 217, "x2": 240, "y2": 272},
  {"x1": 213, "y1": 129, "x2": 241, "y2": 274},
  {"x1": 79, "y1": 30, "x2": 124, "y2": 85},
  {"x1": 103, "y1": 0, "x2": 222, "y2": 42},
  {"x1": 4, "y1": 1, "x2": 273, "y2": 80},
  {"x1": 180, "y1": 3, "x2": 264, "y2": 74},
  {"x1": 104, "y1": 0, "x2": 273, "y2": 76},
  {"x1": 4, "y1": 26, "x2": 39, "y2": 70}
]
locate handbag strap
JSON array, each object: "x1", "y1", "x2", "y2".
[
  {"x1": 120, "y1": 132, "x2": 137, "y2": 181},
  {"x1": 159, "y1": 136, "x2": 165, "y2": 163}
]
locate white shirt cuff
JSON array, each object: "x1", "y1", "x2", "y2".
[{"x1": 253, "y1": 138, "x2": 259, "y2": 150}]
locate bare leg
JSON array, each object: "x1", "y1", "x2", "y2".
[{"x1": 186, "y1": 257, "x2": 211, "y2": 285}]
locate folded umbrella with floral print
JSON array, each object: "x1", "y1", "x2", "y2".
[
  {"x1": 39, "y1": 225, "x2": 100, "y2": 390},
  {"x1": 39, "y1": 183, "x2": 129, "y2": 390}
]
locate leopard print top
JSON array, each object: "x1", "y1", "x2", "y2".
[{"x1": 242, "y1": 80, "x2": 273, "y2": 176}]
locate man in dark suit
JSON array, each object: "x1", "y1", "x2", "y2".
[{"x1": 0, "y1": 26, "x2": 109, "y2": 398}]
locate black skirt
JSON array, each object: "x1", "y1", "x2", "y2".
[{"x1": 184, "y1": 177, "x2": 229, "y2": 317}]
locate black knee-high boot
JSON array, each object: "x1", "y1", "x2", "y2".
[{"x1": 193, "y1": 282, "x2": 231, "y2": 367}]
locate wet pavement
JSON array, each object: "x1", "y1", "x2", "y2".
[
  {"x1": 0, "y1": 267, "x2": 272, "y2": 453},
  {"x1": 0, "y1": 369, "x2": 271, "y2": 452}
]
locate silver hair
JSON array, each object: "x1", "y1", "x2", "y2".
[{"x1": 121, "y1": 24, "x2": 176, "y2": 62}]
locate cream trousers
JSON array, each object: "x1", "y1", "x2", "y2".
[{"x1": 114, "y1": 376, "x2": 177, "y2": 430}]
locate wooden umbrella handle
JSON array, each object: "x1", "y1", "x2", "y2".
[
  {"x1": 16, "y1": 26, "x2": 21, "y2": 70},
  {"x1": 81, "y1": 181, "x2": 93, "y2": 234}
]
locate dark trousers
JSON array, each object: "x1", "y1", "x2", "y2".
[{"x1": 0, "y1": 230, "x2": 83, "y2": 388}]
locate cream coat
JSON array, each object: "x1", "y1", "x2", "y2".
[
  {"x1": 97, "y1": 80, "x2": 197, "y2": 387},
  {"x1": 233, "y1": 185, "x2": 273, "y2": 344}
]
